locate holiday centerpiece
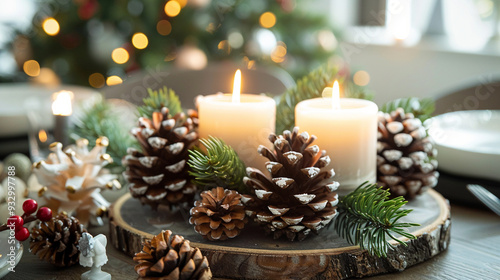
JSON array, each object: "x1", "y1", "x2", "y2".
[{"x1": 107, "y1": 64, "x2": 450, "y2": 280}]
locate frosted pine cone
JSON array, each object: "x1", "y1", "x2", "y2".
[
  {"x1": 243, "y1": 127, "x2": 339, "y2": 241},
  {"x1": 123, "y1": 107, "x2": 198, "y2": 210},
  {"x1": 377, "y1": 108, "x2": 439, "y2": 199}
]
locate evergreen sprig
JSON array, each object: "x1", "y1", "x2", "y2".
[
  {"x1": 380, "y1": 97, "x2": 435, "y2": 122},
  {"x1": 137, "y1": 86, "x2": 182, "y2": 117},
  {"x1": 71, "y1": 100, "x2": 137, "y2": 172},
  {"x1": 275, "y1": 62, "x2": 373, "y2": 134},
  {"x1": 188, "y1": 137, "x2": 247, "y2": 194},
  {"x1": 334, "y1": 182, "x2": 419, "y2": 257}
]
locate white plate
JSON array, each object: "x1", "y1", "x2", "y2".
[
  {"x1": 0, "y1": 84, "x2": 100, "y2": 137},
  {"x1": 428, "y1": 110, "x2": 500, "y2": 181}
]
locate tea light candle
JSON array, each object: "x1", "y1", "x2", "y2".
[
  {"x1": 197, "y1": 70, "x2": 276, "y2": 170},
  {"x1": 295, "y1": 81, "x2": 378, "y2": 194},
  {"x1": 51, "y1": 90, "x2": 73, "y2": 146}
]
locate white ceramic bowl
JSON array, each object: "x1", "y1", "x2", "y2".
[
  {"x1": 428, "y1": 110, "x2": 500, "y2": 181},
  {"x1": 0, "y1": 84, "x2": 100, "y2": 137}
]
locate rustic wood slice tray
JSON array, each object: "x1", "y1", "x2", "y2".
[{"x1": 109, "y1": 189, "x2": 451, "y2": 280}]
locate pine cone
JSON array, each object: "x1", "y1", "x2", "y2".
[
  {"x1": 377, "y1": 108, "x2": 439, "y2": 199},
  {"x1": 134, "y1": 230, "x2": 212, "y2": 280},
  {"x1": 189, "y1": 187, "x2": 247, "y2": 241},
  {"x1": 242, "y1": 127, "x2": 339, "y2": 241},
  {"x1": 29, "y1": 213, "x2": 86, "y2": 267},
  {"x1": 123, "y1": 107, "x2": 198, "y2": 210}
]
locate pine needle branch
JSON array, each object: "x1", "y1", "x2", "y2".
[
  {"x1": 137, "y1": 86, "x2": 182, "y2": 117},
  {"x1": 188, "y1": 137, "x2": 248, "y2": 194},
  {"x1": 334, "y1": 182, "x2": 419, "y2": 257},
  {"x1": 275, "y1": 62, "x2": 374, "y2": 134},
  {"x1": 71, "y1": 100, "x2": 137, "y2": 172},
  {"x1": 380, "y1": 97, "x2": 435, "y2": 122}
]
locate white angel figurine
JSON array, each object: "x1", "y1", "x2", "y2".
[{"x1": 78, "y1": 232, "x2": 111, "y2": 280}]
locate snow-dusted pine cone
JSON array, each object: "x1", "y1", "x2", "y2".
[
  {"x1": 377, "y1": 108, "x2": 439, "y2": 199},
  {"x1": 123, "y1": 107, "x2": 198, "y2": 210},
  {"x1": 30, "y1": 213, "x2": 86, "y2": 267},
  {"x1": 190, "y1": 187, "x2": 247, "y2": 241},
  {"x1": 243, "y1": 127, "x2": 339, "y2": 241},
  {"x1": 133, "y1": 230, "x2": 212, "y2": 280}
]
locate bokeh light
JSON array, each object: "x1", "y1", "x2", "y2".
[
  {"x1": 89, "y1": 73, "x2": 105, "y2": 88},
  {"x1": 218, "y1": 40, "x2": 231, "y2": 54},
  {"x1": 353, "y1": 70, "x2": 370, "y2": 86},
  {"x1": 259, "y1": 12, "x2": 276, "y2": 28},
  {"x1": 157, "y1": 20, "x2": 172, "y2": 35},
  {"x1": 165, "y1": 1, "x2": 181, "y2": 17},
  {"x1": 106, "y1": 76, "x2": 123, "y2": 86},
  {"x1": 173, "y1": 0, "x2": 187, "y2": 8},
  {"x1": 23, "y1": 60, "x2": 40, "y2": 77},
  {"x1": 132, "y1": 32, "x2": 149, "y2": 49},
  {"x1": 271, "y1": 42, "x2": 287, "y2": 63},
  {"x1": 42, "y1": 18, "x2": 60, "y2": 36},
  {"x1": 111, "y1": 48, "x2": 129, "y2": 64}
]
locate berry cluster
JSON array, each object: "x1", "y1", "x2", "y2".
[{"x1": 1, "y1": 199, "x2": 53, "y2": 241}]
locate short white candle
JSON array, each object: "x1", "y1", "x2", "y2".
[
  {"x1": 295, "y1": 81, "x2": 378, "y2": 194},
  {"x1": 52, "y1": 90, "x2": 73, "y2": 146},
  {"x1": 197, "y1": 70, "x2": 276, "y2": 170}
]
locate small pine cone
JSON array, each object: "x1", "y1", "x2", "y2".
[
  {"x1": 189, "y1": 187, "x2": 247, "y2": 241},
  {"x1": 123, "y1": 107, "x2": 198, "y2": 210},
  {"x1": 30, "y1": 213, "x2": 86, "y2": 267},
  {"x1": 243, "y1": 127, "x2": 339, "y2": 241},
  {"x1": 377, "y1": 108, "x2": 439, "y2": 199},
  {"x1": 134, "y1": 230, "x2": 212, "y2": 280}
]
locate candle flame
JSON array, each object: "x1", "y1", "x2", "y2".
[
  {"x1": 38, "y1": 129, "x2": 48, "y2": 143},
  {"x1": 232, "y1": 69, "x2": 241, "y2": 103},
  {"x1": 52, "y1": 90, "x2": 73, "y2": 116},
  {"x1": 332, "y1": 80, "x2": 341, "y2": 110}
]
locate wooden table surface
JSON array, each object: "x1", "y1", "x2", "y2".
[{"x1": 5, "y1": 200, "x2": 500, "y2": 280}]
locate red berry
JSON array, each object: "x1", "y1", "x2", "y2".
[
  {"x1": 8, "y1": 215, "x2": 24, "y2": 231},
  {"x1": 36, "y1": 207, "x2": 52, "y2": 222},
  {"x1": 22, "y1": 199, "x2": 38, "y2": 215},
  {"x1": 15, "y1": 227, "x2": 30, "y2": 242}
]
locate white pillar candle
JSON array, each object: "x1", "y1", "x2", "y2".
[
  {"x1": 197, "y1": 70, "x2": 276, "y2": 170},
  {"x1": 295, "y1": 81, "x2": 378, "y2": 194}
]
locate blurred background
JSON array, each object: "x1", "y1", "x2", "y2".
[{"x1": 1, "y1": 0, "x2": 500, "y2": 102}]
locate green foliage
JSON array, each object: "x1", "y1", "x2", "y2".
[
  {"x1": 71, "y1": 100, "x2": 137, "y2": 172},
  {"x1": 275, "y1": 62, "x2": 373, "y2": 134},
  {"x1": 137, "y1": 86, "x2": 182, "y2": 117},
  {"x1": 188, "y1": 137, "x2": 247, "y2": 194},
  {"x1": 334, "y1": 182, "x2": 419, "y2": 257},
  {"x1": 380, "y1": 97, "x2": 435, "y2": 122}
]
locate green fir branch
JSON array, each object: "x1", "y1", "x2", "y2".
[
  {"x1": 380, "y1": 97, "x2": 435, "y2": 122},
  {"x1": 275, "y1": 62, "x2": 373, "y2": 134},
  {"x1": 188, "y1": 137, "x2": 247, "y2": 194},
  {"x1": 334, "y1": 182, "x2": 419, "y2": 257},
  {"x1": 137, "y1": 86, "x2": 182, "y2": 117},
  {"x1": 71, "y1": 100, "x2": 137, "y2": 172}
]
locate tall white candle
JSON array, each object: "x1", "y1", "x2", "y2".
[
  {"x1": 197, "y1": 70, "x2": 276, "y2": 170},
  {"x1": 52, "y1": 90, "x2": 73, "y2": 146},
  {"x1": 295, "y1": 81, "x2": 378, "y2": 194}
]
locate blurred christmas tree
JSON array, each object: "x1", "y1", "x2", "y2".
[{"x1": 16, "y1": 0, "x2": 341, "y2": 88}]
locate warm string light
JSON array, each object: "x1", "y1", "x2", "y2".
[
  {"x1": 157, "y1": 20, "x2": 172, "y2": 35},
  {"x1": 89, "y1": 73, "x2": 105, "y2": 88},
  {"x1": 353, "y1": 70, "x2": 370, "y2": 86},
  {"x1": 38, "y1": 130, "x2": 48, "y2": 143},
  {"x1": 165, "y1": 0, "x2": 181, "y2": 17},
  {"x1": 232, "y1": 69, "x2": 241, "y2": 103},
  {"x1": 111, "y1": 48, "x2": 129, "y2": 64},
  {"x1": 23, "y1": 60, "x2": 40, "y2": 77},
  {"x1": 132, "y1": 32, "x2": 149, "y2": 49},
  {"x1": 259, "y1": 12, "x2": 276, "y2": 28},
  {"x1": 42, "y1": 18, "x2": 60, "y2": 36},
  {"x1": 106, "y1": 76, "x2": 123, "y2": 86}
]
